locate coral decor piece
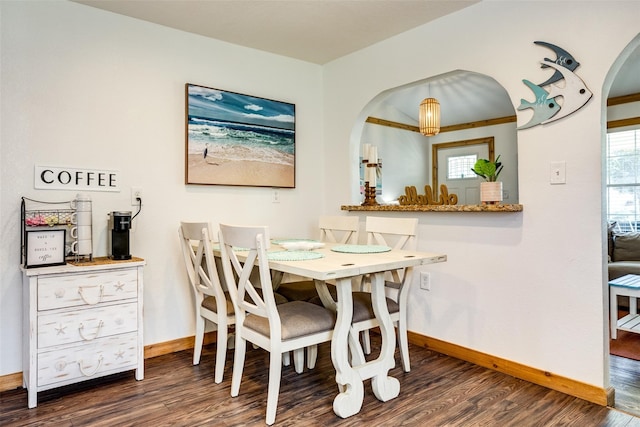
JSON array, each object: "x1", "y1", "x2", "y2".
[{"x1": 517, "y1": 41, "x2": 592, "y2": 130}]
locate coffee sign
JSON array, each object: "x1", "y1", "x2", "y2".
[
  {"x1": 25, "y1": 229, "x2": 66, "y2": 268},
  {"x1": 34, "y1": 166, "x2": 120, "y2": 192}
]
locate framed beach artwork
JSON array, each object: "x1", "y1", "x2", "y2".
[{"x1": 185, "y1": 83, "x2": 296, "y2": 188}]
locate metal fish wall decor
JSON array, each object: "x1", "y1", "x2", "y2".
[{"x1": 517, "y1": 41, "x2": 592, "y2": 130}]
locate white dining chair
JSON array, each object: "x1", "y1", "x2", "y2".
[
  {"x1": 276, "y1": 215, "x2": 360, "y2": 302},
  {"x1": 351, "y1": 216, "x2": 419, "y2": 372},
  {"x1": 218, "y1": 223, "x2": 335, "y2": 426},
  {"x1": 178, "y1": 221, "x2": 235, "y2": 384}
]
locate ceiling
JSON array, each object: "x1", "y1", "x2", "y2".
[
  {"x1": 73, "y1": 1, "x2": 639, "y2": 126},
  {"x1": 73, "y1": 0, "x2": 479, "y2": 65}
]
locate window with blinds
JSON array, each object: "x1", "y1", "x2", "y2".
[
  {"x1": 447, "y1": 154, "x2": 478, "y2": 180},
  {"x1": 607, "y1": 128, "x2": 640, "y2": 232}
]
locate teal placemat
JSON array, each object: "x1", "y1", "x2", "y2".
[
  {"x1": 330, "y1": 244, "x2": 391, "y2": 254},
  {"x1": 267, "y1": 251, "x2": 324, "y2": 261}
]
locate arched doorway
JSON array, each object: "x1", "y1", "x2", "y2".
[{"x1": 603, "y1": 33, "x2": 640, "y2": 415}]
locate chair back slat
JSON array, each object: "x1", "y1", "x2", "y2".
[
  {"x1": 219, "y1": 224, "x2": 281, "y2": 339},
  {"x1": 319, "y1": 215, "x2": 359, "y2": 244},
  {"x1": 179, "y1": 222, "x2": 224, "y2": 301},
  {"x1": 365, "y1": 216, "x2": 418, "y2": 283},
  {"x1": 221, "y1": 225, "x2": 336, "y2": 424},
  {"x1": 365, "y1": 216, "x2": 417, "y2": 249}
]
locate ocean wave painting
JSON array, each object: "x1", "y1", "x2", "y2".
[{"x1": 185, "y1": 83, "x2": 295, "y2": 188}]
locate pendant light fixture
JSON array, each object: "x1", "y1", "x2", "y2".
[{"x1": 419, "y1": 97, "x2": 440, "y2": 136}]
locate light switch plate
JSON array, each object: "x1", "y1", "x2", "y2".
[{"x1": 550, "y1": 161, "x2": 566, "y2": 185}]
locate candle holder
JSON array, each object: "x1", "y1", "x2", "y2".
[{"x1": 361, "y1": 181, "x2": 379, "y2": 206}]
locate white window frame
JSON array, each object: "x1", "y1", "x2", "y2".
[
  {"x1": 606, "y1": 127, "x2": 640, "y2": 233},
  {"x1": 446, "y1": 154, "x2": 478, "y2": 180}
]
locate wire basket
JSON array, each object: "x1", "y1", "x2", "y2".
[{"x1": 21, "y1": 197, "x2": 76, "y2": 266}]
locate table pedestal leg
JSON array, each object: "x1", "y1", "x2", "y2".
[
  {"x1": 369, "y1": 272, "x2": 400, "y2": 402},
  {"x1": 331, "y1": 278, "x2": 364, "y2": 418},
  {"x1": 328, "y1": 273, "x2": 400, "y2": 418}
]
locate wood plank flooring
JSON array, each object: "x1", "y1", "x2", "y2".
[
  {"x1": 611, "y1": 355, "x2": 640, "y2": 417},
  {"x1": 3, "y1": 338, "x2": 640, "y2": 426}
]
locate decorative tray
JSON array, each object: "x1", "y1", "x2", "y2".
[
  {"x1": 330, "y1": 244, "x2": 392, "y2": 254},
  {"x1": 279, "y1": 241, "x2": 325, "y2": 251}
]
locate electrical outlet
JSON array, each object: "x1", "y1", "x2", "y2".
[
  {"x1": 420, "y1": 272, "x2": 431, "y2": 291},
  {"x1": 131, "y1": 187, "x2": 143, "y2": 206},
  {"x1": 272, "y1": 189, "x2": 280, "y2": 203}
]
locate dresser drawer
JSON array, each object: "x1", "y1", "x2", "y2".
[
  {"x1": 38, "y1": 269, "x2": 138, "y2": 310},
  {"x1": 37, "y1": 332, "x2": 138, "y2": 387},
  {"x1": 38, "y1": 302, "x2": 138, "y2": 349}
]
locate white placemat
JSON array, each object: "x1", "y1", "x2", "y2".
[
  {"x1": 330, "y1": 244, "x2": 392, "y2": 254},
  {"x1": 267, "y1": 251, "x2": 324, "y2": 261},
  {"x1": 271, "y1": 238, "x2": 320, "y2": 245}
]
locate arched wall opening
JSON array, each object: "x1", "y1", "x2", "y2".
[
  {"x1": 348, "y1": 70, "x2": 518, "y2": 205},
  {"x1": 601, "y1": 32, "x2": 640, "y2": 410}
]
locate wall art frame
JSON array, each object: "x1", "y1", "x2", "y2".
[
  {"x1": 185, "y1": 83, "x2": 296, "y2": 188},
  {"x1": 25, "y1": 229, "x2": 66, "y2": 268}
]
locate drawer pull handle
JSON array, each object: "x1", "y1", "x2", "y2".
[
  {"x1": 78, "y1": 285, "x2": 104, "y2": 305},
  {"x1": 78, "y1": 320, "x2": 104, "y2": 341},
  {"x1": 78, "y1": 355, "x2": 103, "y2": 377}
]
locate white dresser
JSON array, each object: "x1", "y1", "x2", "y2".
[{"x1": 22, "y1": 257, "x2": 145, "y2": 408}]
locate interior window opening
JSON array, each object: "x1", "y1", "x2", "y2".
[{"x1": 447, "y1": 154, "x2": 478, "y2": 180}]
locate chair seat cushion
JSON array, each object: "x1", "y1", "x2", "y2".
[
  {"x1": 276, "y1": 280, "x2": 319, "y2": 302},
  {"x1": 254, "y1": 288, "x2": 289, "y2": 305},
  {"x1": 352, "y1": 291, "x2": 400, "y2": 323},
  {"x1": 308, "y1": 286, "x2": 338, "y2": 306},
  {"x1": 201, "y1": 293, "x2": 235, "y2": 315},
  {"x1": 309, "y1": 290, "x2": 399, "y2": 323},
  {"x1": 244, "y1": 301, "x2": 335, "y2": 340},
  {"x1": 273, "y1": 292, "x2": 289, "y2": 305}
]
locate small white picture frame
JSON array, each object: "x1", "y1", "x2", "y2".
[{"x1": 25, "y1": 229, "x2": 66, "y2": 268}]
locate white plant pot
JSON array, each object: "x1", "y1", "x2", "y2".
[{"x1": 480, "y1": 181, "x2": 503, "y2": 204}]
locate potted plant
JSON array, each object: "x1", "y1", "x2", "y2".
[{"x1": 471, "y1": 155, "x2": 504, "y2": 204}]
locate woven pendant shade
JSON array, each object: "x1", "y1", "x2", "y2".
[{"x1": 419, "y1": 97, "x2": 440, "y2": 136}]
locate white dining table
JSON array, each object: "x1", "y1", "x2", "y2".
[{"x1": 264, "y1": 242, "x2": 447, "y2": 419}]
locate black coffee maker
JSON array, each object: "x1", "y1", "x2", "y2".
[{"x1": 108, "y1": 211, "x2": 132, "y2": 260}]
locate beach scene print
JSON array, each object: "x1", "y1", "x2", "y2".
[{"x1": 186, "y1": 83, "x2": 295, "y2": 187}]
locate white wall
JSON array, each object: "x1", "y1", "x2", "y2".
[
  {"x1": 2, "y1": 0, "x2": 640, "y2": 396},
  {"x1": 323, "y1": 1, "x2": 640, "y2": 389},
  {"x1": 0, "y1": 1, "x2": 324, "y2": 375}
]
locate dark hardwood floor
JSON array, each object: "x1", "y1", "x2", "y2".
[
  {"x1": 611, "y1": 355, "x2": 640, "y2": 417},
  {"x1": 3, "y1": 338, "x2": 640, "y2": 426}
]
